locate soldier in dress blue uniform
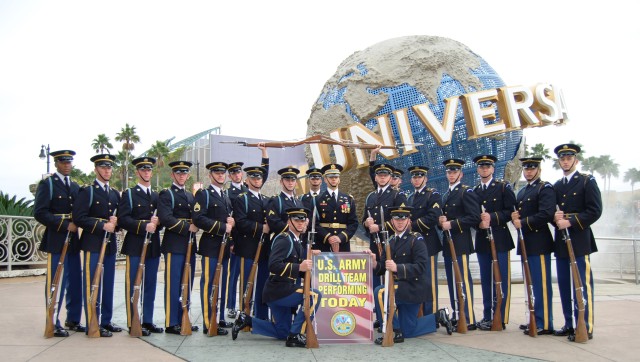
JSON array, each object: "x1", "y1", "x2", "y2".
[
  {"x1": 232, "y1": 207, "x2": 322, "y2": 348},
  {"x1": 225, "y1": 144, "x2": 269, "y2": 320},
  {"x1": 233, "y1": 166, "x2": 271, "y2": 321},
  {"x1": 391, "y1": 167, "x2": 404, "y2": 191},
  {"x1": 367, "y1": 206, "x2": 453, "y2": 345},
  {"x1": 157, "y1": 161, "x2": 199, "y2": 335},
  {"x1": 266, "y1": 167, "x2": 303, "y2": 238},
  {"x1": 118, "y1": 157, "x2": 163, "y2": 336},
  {"x1": 300, "y1": 167, "x2": 323, "y2": 217},
  {"x1": 406, "y1": 165, "x2": 443, "y2": 315},
  {"x1": 192, "y1": 161, "x2": 235, "y2": 335},
  {"x1": 315, "y1": 163, "x2": 358, "y2": 252},
  {"x1": 34, "y1": 150, "x2": 85, "y2": 337},
  {"x1": 472, "y1": 155, "x2": 516, "y2": 330},
  {"x1": 511, "y1": 157, "x2": 555, "y2": 335},
  {"x1": 438, "y1": 158, "x2": 480, "y2": 331},
  {"x1": 552, "y1": 144, "x2": 602, "y2": 341},
  {"x1": 73, "y1": 154, "x2": 121, "y2": 337}
]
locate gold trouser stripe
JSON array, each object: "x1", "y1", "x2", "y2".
[
  {"x1": 224, "y1": 256, "x2": 231, "y2": 310},
  {"x1": 585, "y1": 255, "x2": 594, "y2": 333},
  {"x1": 84, "y1": 251, "x2": 93, "y2": 325},
  {"x1": 504, "y1": 252, "x2": 511, "y2": 323},
  {"x1": 430, "y1": 255, "x2": 437, "y2": 314},
  {"x1": 165, "y1": 253, "x2": 171, "y2": 328},
  {"x1": 45, "y1": 254, "x2": 52, "y2": 318},
  {"x1": 125, "y1": 256, "x2": 132, "y2": 328},
  {"x1": 298, "y1": 288, "x2": 319, "y2": 333},
  {"x1": 540, "y1": 255, "x2": 549, "y2": 330},
  {"x1": 203, "y1": 257, "x2": 211, "y2": 329},
  {"x1": 239, "y1": 258, "x2": 246, "y2": 309},
  {"x1": 462, "y1": 255, "x2": 474, "y2": 323}
]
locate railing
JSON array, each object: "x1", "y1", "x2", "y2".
[{"x1": 0, "y1": 215, "x2": 126, "y2": 271}]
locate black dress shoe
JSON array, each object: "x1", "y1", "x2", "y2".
[
  {"x1": 65, "y1": 321, "x2": 86, "y2": 332},
  {"x1": 191, "y1": 325, "x2": 199, "y2": 332},
  {"x1": 519, "y1": 323, "x2": 528, "y2": 330},
  {"x1": 102, "y1": 323, "x2": 123, "y2": 332},
  {"x1": 524, "y1": 328, "x2": 553, "y2": 335},
  {"x1": 374, "y1": 330, "x2": 404, "y2": 345},
  {"x1": 165, "y1": 325, "x2": 181, "y2": 335},
  {"x1": 476, "y1": 319, "x2": 492, "y2": 331},
  {"x1": 54, "y1": 327, "x2": 69, "y2": 337},
  {"x1": 437, "y1": 308, "x2": 453, "y2": 335},
  {"x1": 130, "y1": 327, "x2": 151, "y2": 336},
  {"x1": 373, "y1": 320, "x2": 380, "y2": 329},
  {"x1": 141, "y1": 323, "x2": 164, "y2": 333},
  {"x1": 286, "y1": 333, "x2": 307, "y2": 347},
  {"x1": 227, "y1": 309, "x2": 237, "y2": 319},
  {"x1": 567, "y1": 332, "x2": 593, "y2": 341},
  {"x1": 232, "y1": 312, "x2": 252, "y2": 341},
  {"x1": 467, "y1": 324, "x2": 477, "y2": 331},
  {"x1": 553, "y1": 326, "x2": 574, "y2": 336},
  {"x1": 99, "y1": 327, "x2": 113, "y2": 337},
  {"x1": 219, "y1": 320, "x2": 234, "y2": 328}
]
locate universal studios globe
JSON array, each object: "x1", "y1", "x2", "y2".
[{"x1": 306, "y1": 35, "x2": 522, "y2": 204}]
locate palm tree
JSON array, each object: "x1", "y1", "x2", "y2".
[
  {"x1": 91, "y1": 134, "x2": 113, "y2": 154},
  {"x1": 624, "y1": 168, "x2": 640, "y2": 196},
  {"x1": 580, "y1": 156, "x2": 600, "y2": 174},
  {"x1": 595, "y1": 155, "x2": 619, "y2": 197},
  {"x1": 0, "y1": 191, "x2": 34, "y2": 216},
  {"x1": 527, "y1": 143, "x2": 552, "y2": 160},
  {"x1": 147, "y1": 140, "x2": 171, "y2": 189},
  {"x1": 115, "y1": 123, "x2": 141, "y2": 189}
]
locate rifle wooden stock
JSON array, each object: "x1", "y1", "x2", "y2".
[
  {"x1": 87, "y1": 232, "x2": 110, "y2": 338},
  {"x1": 381, "y1": 240, "x2": 396, "y2": 347},
  {"x1": 179, "y1": 234, "x2": 194, "y2": 336},
  {"x1": 304, "y1": 241, "x2": 319, "y2": 348},
  {"x1": 516, "y1": 227, "x2": 537, "y2": 337},
  {"x1": 222, "y1": 135, "x2": 403, "y2": 150},
  {"x1": 487, "y1": 227, "x2": 503, "y2": 331},
  {"x1": 242, "y1": 234, "x2": 265, "y2": 332},
  {"x1": 445, "y1": 230, "x2": 467, "y2": 334},
  {"x1": 44, "y1": 232, "x2": 71, "y2": 338},
  {"x1": 130, "y1": 234, "x2": 153, "y2": 337},
  {"x1": 207, "y1": 233, "x2": 228, "y2": 337},
  {"x1": 563, "y1": 228, "x2": 589, "y2": 343}
]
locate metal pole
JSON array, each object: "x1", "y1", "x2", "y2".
[{"x1": 634, "y1": 238, "x2": 638, "y2": 285}]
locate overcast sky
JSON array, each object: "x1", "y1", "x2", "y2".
[{"x1": 1, "y1": 0, "x2": 638, "y2": 200}]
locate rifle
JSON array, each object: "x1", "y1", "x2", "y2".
[
  {"x1": 367, "y1": 210, "x2": 383, "y2": 257},
  {"x1": 179, "y1": 232, "x2": 195, "y2": 336},
  {"x1": 380, "y1": 207, "x2": 396, "y2": 347},
  {"x1": 87, "y1": 209, "x2": 117, "y2": 338},
  {"x1": 207, "y1": 212, "x2": 233, "y2": 337},
  {"x1": 557, "y1": 205, "x2": 588, "y2": 343},
  {"x1": 304, "y1": 208, "x2": 319, "y2": 348},
  {"x1": 44, "y1": 231, "x2": 71, "y2": 338},
  {"x1": 482, "y1": 206, "x2": 503, "y2": 331},
  {"x1": 130, "y1": 210, "x2": 157, "y2": 337},
  {"x1": 220, "y1": 134, "x2": 422, "y2": 151},
  {"x1": 513, "y1": 206, "x2": 537, "y2": 337},
  {"x1": 441, "y1": 210, "x2": 467, "y2": 334},
  {"x1": 242, "y1": 233, "x2": 265, "y2": 332}
]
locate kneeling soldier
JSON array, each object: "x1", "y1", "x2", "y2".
[
  {"x1": 367, "y1": 206, "x2": 453, "y2": 345},
  {"x1": 232, "y1": 207, "x2": 322, "y2": 347}
]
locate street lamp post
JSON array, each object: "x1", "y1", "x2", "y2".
[
  {"x1": 195, "y1": 160, "x2": 200, "y2": 182},
  {"x1": 39, "y1": 144, "x2": 50, "y2": 174}
]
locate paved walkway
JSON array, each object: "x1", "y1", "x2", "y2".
[{"x1": 1, "y1": 268, "x2": 639, "y2": 362}]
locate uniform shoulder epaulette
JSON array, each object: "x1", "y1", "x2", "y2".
[
  {"x1": 463, "y1": 186, "x2": 473, "y2": 192},
  {"x1": 238, "y1": 191, "x2": 247, "y2": 197},
  {"x1": 110, "y1": 187, "x2": 119, "y2": 193},
  {"x1": 542, "y1": 181, "x2": 553, "y2": 188},
  {"x1": 461, "y1": 185, "x2": 470, "y2": 189},
  {"x1": 348, "y1": 194, "x2": 355, "y2": 199}
]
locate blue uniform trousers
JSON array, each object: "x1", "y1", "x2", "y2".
[
  {"x1": 443, "y1": 254, "x2": 475, "y2": 325},
  {"x1": 125, "y1": 255, "x2": 160, "y2": 327},
  {"x1": 252, "y1": 288, "x2": 321, "y2": 339},
  {"x1": 477, "y1": 250, "x2": 511, "y2": 323},
  {"x1": 374, "y1": 285, "x2": 436, "y2": 337},
  {"x1": 526, "y1": 254, "x2": 554, "y2": 330},
  {"x1": 422, "y1": 253, "x2": 438, "y2": 315},
  {"x1": 83, "y1": 251, "x2": 116, "y2": 327},
  {"x1": 45, "y1": 250, "x2": 83, "y2": 328},
  {"x1": 164, "y1": 252, "x2": 196, "y2": 327},
  {"x1": 556, "y1": 255, "x2": 594, "y2": 333},
  {"x1": 226, "y1": 253, "x2": 240, "y2": 312},
  {"x1": 200, "y1": 255, "x2": 230, "y2": 330},
  {"x1": 238, "y1": 257, "x2": 269, "y2": 320}
]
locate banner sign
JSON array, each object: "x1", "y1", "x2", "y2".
[{"x1": 312, "y1": 252, "x2": 374, "y2": 343}]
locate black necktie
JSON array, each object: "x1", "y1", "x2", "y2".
[
  {"x1": 64, "y1": 177, "x2": 70, "y2": 191},
  {"x1": 378, "y1": 188, "x2": 383, "y2": 196},
  {"x1": 312, "y1": 192, "x2": 317, "y2": 197},
  {"x1": 331, "y1": 191, "x2": 336, "y2": 201},
  {"x1": 483, "y1": 184, "x2": 487, "y2": 191},
  {"x1": 104, "y1": 184, "x2": 109, "y2": 193},
  {"x1": 146, "y1": 188, "x2": 151, "y2": 197},
  {"x1": 563, "y1": 177, "x2": 568, "y2": 185}
]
